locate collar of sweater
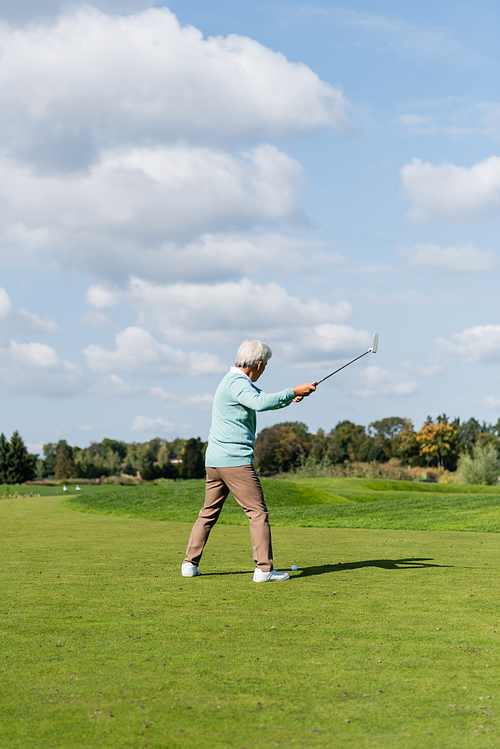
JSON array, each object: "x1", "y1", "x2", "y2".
[{"x1": 229, "y1": 366, "x2": 251, "y2": 381}]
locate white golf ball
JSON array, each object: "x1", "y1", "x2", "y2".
[{"x1": 291, "y1": 564, "x2": 298, "y2": 571}]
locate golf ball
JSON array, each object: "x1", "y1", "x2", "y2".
[{"x1": 291, "y1": 564, "x2": 298, "y2": 571}]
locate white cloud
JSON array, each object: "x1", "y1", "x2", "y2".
[
  {"x1": 0, "y1": 7, "x2": 353, "y2": 284},
  {"x1": 9, "y1": 341, "x2": 68, "y2": 369},
  {"x1": 400, "y1": 243, "x2": 495, "y2": 272},
  {"x1": 435, "y1": 325, "x2": 500, "y2": 363},
  {"x1": 149, "y1": 386, "x2": 178, "y2": 404},
  {"x1": 286, "y1": 325, "x2": 373, "y2": 367},
  {"x1": 78, "y1": 424, "x2": 92, "y2": 431},
  {"x1": 86, "y1": 285, "x2": 122, "y2": 309},
  {"x1": 481, "y1": 396, "x2": 500, "y2": 410},
  {"x1": 89, "y1": 374, "x2": 140, "y2": 397},
  {"x1": 401, "y1": 156, "x2": 500, "y2": 223},
  {"x1": 0, "y1": 0, "x2": 153, "y2": 24},
  {"x1": 149, "y1": 386, "x2": 214, "y2": 412},
  {"x1": 83, "y1": 327, "x2": 226, "y2": 377},
  {"x1": 0, "y1": 286, "x2": 58, "y2": 342},
  {"x1": 0, "y1": 340, "x2": 83, "y2": 395},
  {"x1": 130, "y1": 415, "x2": 188, "y2": 434},
  {"x1": 0, "y1": 287, "x2": 12, "y2": 319},
  {"x1": 9, "y1": 308, "x2": 59, "y2": 335},
  {"x1": 128, "y1": 277, "x2": 353, "y2": 345},
  {"x1": 0, "y1": 145, "x2": 304, "y2": 271},
  {"x1": 346, "y1": 366, "x2": 419, "y2": 398},
  {"x1": 0, "y1": 5, "x2": 351, "y2": 170},
  {"x1": 71, "y1": 233, "x2": 326, "y2": 286}
]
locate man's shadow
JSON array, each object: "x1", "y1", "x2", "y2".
[{"x1": 296, "y1": 558, "x2": 453, "y2": 578}]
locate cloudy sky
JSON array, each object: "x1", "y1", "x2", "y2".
[{"x1": 1, "y1": 0, "x2": 499, "y2": 454}]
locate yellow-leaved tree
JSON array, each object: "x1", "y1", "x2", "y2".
[{"x1": 416, "y1": 416, "x2": 459, "y2": 469}]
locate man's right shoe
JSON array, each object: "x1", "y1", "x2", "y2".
[
  {"x1": 253, "y1": 568, "x2": 290, "y2": 583},
  {"x1": 181, "y1": 562, "x2": 201, "y2": 577}
]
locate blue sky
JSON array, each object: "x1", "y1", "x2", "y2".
[{"x1": 0, "y1": 0, "x2": 499, "y2": 454}]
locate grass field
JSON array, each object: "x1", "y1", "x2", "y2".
[{"x1": 1, "y1": 479, "x2": 500, "y2": 748}]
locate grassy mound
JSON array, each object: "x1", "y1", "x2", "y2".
[{"x1": 59, "y1": 476, "x2": 500, "y2": 533}]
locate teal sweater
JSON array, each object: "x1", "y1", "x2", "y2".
[{"x1": 205, "y1": 369, "x2": 295, "y2": 467}]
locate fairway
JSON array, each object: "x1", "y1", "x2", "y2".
[{"x1": 1, "y1": 493, "x2": 499, "y2": 748}]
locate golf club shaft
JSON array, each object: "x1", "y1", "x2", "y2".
[{"x1": 314, "y1": 349, "x2": 370, "y2": 386}]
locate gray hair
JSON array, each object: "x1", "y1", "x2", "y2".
[{"x1": 235, "y1": 339, "x2": 272, "y2": 368}]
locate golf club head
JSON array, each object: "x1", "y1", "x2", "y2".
[{"x1": 369, "y1": 333, "x2": 379, "y2": 353}]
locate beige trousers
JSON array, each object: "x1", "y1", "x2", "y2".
[{"x1": 184, "y1": 465, "x2": 273, "y2": 572}]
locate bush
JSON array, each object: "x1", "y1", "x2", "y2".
[
  {"x1": 438, "y1": 471, "x2": 460, "y2": 485},
  {"x1": 456, "y1": 445, "x2": 500, "y2": 485},
  {"x1": 291, "y1": 459, "x2": 414, "y2": 481},
  {"x1": 101, "y1": 476, "x2": 143, "y2": 485}
]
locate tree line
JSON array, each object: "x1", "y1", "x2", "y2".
[
  {"x1": 39, "y1": 437, "x2": 206, "y2": 481},
  {"x1": 2, "y1": 414, "x2": 500, "y2": 484},
  {"x1": 254, "y1": 415, "x2": 500, "y2": 475},
  {"x1": 0, "y1": 433, "x2": 207, "y2": 483}
]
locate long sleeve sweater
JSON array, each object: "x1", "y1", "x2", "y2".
[{"x1": 205, "y1": 368, "x2": 295, "y2": 467}]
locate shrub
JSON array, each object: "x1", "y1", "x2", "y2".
[
  {"x1": 438, "y1": 470, "x2": 460, "y2": 485},
  {"x1": 291, "y1": 459, "x2": 414, "y2": 481},
  {"x1": 101, "y1": 476, "x2": 143, "y2": 486},
  {"x1": 456, "y1": 445, "x2": 500, "y2": 485}
]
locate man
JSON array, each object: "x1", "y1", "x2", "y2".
[{"x1": 182, "y1": 339, "x2": 316, "y2": 582}]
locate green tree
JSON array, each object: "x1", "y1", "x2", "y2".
[
  {"x1": 255, "y1": 424, "x2": 304, "y2": 475},
  {"x1": 104, "y1": 448, "x2": 121, "y2": 475},
  {"x1": 368, "y1": 416, "x2": 407, "y2": 461},
  {"x1": 0, "y1": 433, "x2": 10, "y2": 483},
  {"x1": 35, "y1": 459, "x2": 46, "y2": 480},
  {"x1": 6, "y1": 431, "x2": 34, "y2": 484},
  {"x1": 100, "y1": 438, "x2": 127, "y2": 461},
  {"x1": 157, "y1": 442, "x2": 179, "y2": 479},
  {"x1": 369, "y1": 417, "x2": 408, "y2": 441},
  {"x1": 458, "y1": 418, "x2": 481, "y2": 454},
  {"x1": 393, "y1": 419, "x2": 422, "y2": 466},
  {"x1": 357, "y1": 437, "x2": 387, "y2": 463},
  {"x1": 169, "y1": 438, "x2": 187, "y2": 460},
  {"x1": 276, "y1": 422, "x2": 309, "y2": 439},
  {"x1": 43, "y1": 442, "x2": 58, "y2": 477},
  {"x1": 124, "y1": 443, "x2": 137, "y2": 476},
  {"x1": 329, "y1": 421, "x2": 367, "y2": 461},
  {"x1": 73, "y1": 443, "x2": 105, "y2": 479},
  {"x1": 182, "y1": 438, "x2": 205, "y2": 479},
  {"x1": 55, "y1": 440, "x2": 77, "y2": 480},
  {"x1": 135, "y1": 442, "x2": 155, "y2": 478}
]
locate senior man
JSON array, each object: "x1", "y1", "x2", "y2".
[{"x1": 182, "y1": 339, "x2": 316, "y2": 583}]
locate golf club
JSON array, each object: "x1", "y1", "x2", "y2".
[{"x1": 314, "y1": 333, "x2": 379, "y2": 386}]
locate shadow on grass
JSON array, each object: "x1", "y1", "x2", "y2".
[
  {"x1": 201, "y1": 558, "x2": 453, "y2": 578},
  {"x1": 295, "y1": 558, "x2": 454, "y2": 577}
]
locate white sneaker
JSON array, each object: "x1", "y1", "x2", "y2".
[
  {"x1": 253, "y1": 568, "x2": 290, "y2": 583},
  {"x1": 181, "y1": 562, "x2": 201, "y2": 577}
]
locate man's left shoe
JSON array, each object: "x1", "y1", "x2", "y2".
[
  {"x1": 253, "y1": 568, "x2": 290, "y2": 583},
  {"x1": 181, "y1": 562, "x2": 201, "y2": 577}
]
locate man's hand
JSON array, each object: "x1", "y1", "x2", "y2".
[{"x1": 293, "y1": 382, "x2": 316, "y2": 399}]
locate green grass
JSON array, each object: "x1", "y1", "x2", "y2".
[
  {"x1": 59, "y1": 476, "x2": 500, "y2": 533},
  {"x1": 1, "y1": 495, "x2": 499, "y2": 748}
]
